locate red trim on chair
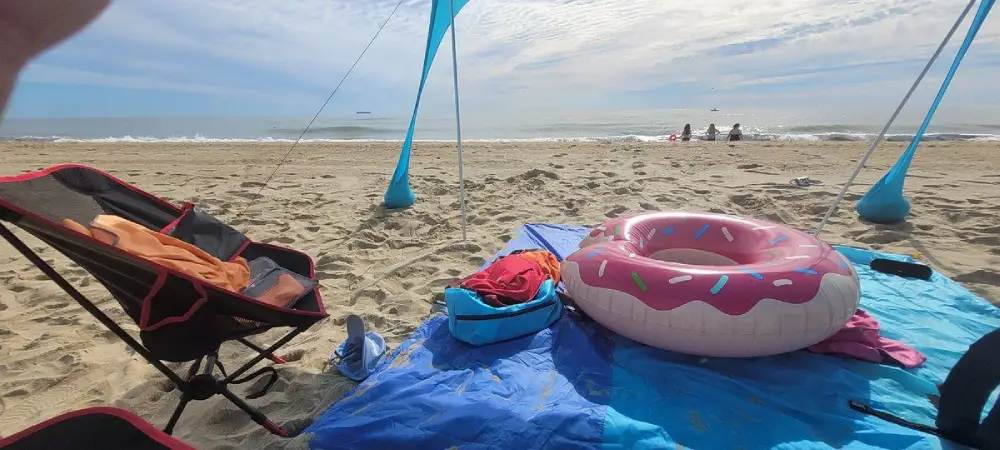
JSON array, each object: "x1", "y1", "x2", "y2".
[
  {"x1": 0, "y1": 164, "x2": 183, "y2": 214},
  {"x1": 139, "y1": 276, "x2": 209, "y2": 332},
  {"x1": 0, "y1": 406, "x2": 196, "y2": 449},
  {"x1": 229, "y1": 238, "x2": 252, "y2": 262},
  {"x1": 160, "y1": 202, "x2": 195, "y2": 234},
  {"x1": 139, "y1": 271, "x2": 169, "y2": 329}
]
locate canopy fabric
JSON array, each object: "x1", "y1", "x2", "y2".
[
  {"x1": 384, "y1": 0, "x2": 996, "y2": 218},
  {"x1": 856, "y1": 0, "x2": 995, "y2": 224},
  {"x1": 305, "y1": 223, "x2": 1000, "y2": 449},
  {"x1": 384, "y1": 0, "x2": 470, "y2": 209}
]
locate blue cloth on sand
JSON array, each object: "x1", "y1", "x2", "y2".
[{"x1": 305, "y1": 223, "x2": 1000, "y2": 449}]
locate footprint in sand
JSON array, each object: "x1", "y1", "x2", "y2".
[
  {"x1": 507, "y1": 169, "x2": 560, "y2": 183},
  {"x1": 227, "y1": 190, "x2": 259, "y2": 200},
  {"x1": 979, "y1": 225, "x2": 1000, "y2": 235},
  {"x1": 955, "y1": 269, "x2": 1000, "y2": 287},
  {"x1": 965, "y1": 236, "x2": 1000, "y2": 246},
  {"x1": 354, "y1": 289, "x2": 387, "y2": 305},
  {"x1": 348, "y1": 239, "x2": 381, "y2": 251},
  {"x1": 315, "y1": 254, "x2": 354, "y2": 272},
  {"x1": 847, "y1": 229, "x2": 910, "y2": 245},
  {"x1": 442, "y1": 242, "x2": 483, "y2": 253},
  {"x1": 606, "y1": 206, "x2": 628, "y2": 218}
]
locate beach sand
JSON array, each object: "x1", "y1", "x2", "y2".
[{"x1": 1, "y1": 140, "x2": 998, "y2": 448}]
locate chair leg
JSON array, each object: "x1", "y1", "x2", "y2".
[
  {"x1": 163, "y1": 394, "x2": 192, "y2": 435},
  {"x1": 184, "y1": 358, "x2": 204, "y2": 381},
  {"x1": 0, "y1": 224, "x2": 187, "y2": 386},
  {"x1": 236, "y1": 337, "x2": 287, "y2": 364},
  {"x1": 218, "y1": 387, "x2": 289, "y2": 437},
  {"x1": 226, "y1": 329, "x2": 303, "y2": 381}
]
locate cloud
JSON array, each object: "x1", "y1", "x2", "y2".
[
  {"x1": 18, "y1": 0, "x2": 1000, "y2": 116},
  {"x1": 19, "y1": 64, "x2": 249, "y2": 95}
]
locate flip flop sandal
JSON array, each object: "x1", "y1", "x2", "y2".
[
  {"x1": 790, "y1": 177, "x2": 824, "y2": 187},
  {"x1": 331, "y1": 314, "x2": 387, "y2": 381}
]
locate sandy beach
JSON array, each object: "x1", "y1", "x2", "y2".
[{"x1": 1, "y1": 140, "x2": 998, "y2": 448}]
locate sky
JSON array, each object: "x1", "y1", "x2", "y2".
[{"x1": 5, "y1": 0, "x2": 1000, "y2": 120}]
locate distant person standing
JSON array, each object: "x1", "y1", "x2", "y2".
[
  {"x1": 706, "y1": 124, "x2": 719, "y2": 141},
  {"x1": 681, "y1": 124, "x2": 692, "y2": 142},
  {"x1": 728, "y1": 124, "x2": 743, "y2": 141}
]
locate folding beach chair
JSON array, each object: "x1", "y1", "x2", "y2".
[
  {"x1": 0, "y1": 165, "x2": 328, "y2": 437},
  {"x1": 0, "y1": 407, "x2": 196, "y2": 450}
]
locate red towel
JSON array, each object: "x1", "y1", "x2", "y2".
[
  {"x1": 808, "y1": 309, "x2": 926, "y2": 368},
  {"x1": 457, "y1": 250, "x2": 559, "y2": 307}
]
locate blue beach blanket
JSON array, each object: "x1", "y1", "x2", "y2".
[{"x1": 305, "y1": 224, "x2": 1000, "y2": 449}]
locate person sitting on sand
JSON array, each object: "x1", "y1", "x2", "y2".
[
  {"x1": 728, "y1": 124, "x2": 742, "y2": 141},
  {"x1": 706, "y1": 124, "x2": 719, "y2": 141},
  {"x1": 680, "y1": 124, "x2": 692, "y2": 142}
]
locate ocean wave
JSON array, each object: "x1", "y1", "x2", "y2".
[
  {"x1": 3, "y1": 132, "x2": 998, "y2": 144},
  {"x1": 0, "y1": 135, "x2": 70, "y2": 142},
  {"x1": 270, "y1": 125, "x2": 404, "y2": 135}
]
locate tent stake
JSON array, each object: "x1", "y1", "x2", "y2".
[{"x1": 448, "y1": 0, "x2": 468, "y2": 241}]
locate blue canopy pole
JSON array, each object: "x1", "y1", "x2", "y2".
[
  {"x1": 855, "y1": 0, "x2": 995, "y2": 224},
  {"x1": 384, "y1": 0, "x2": 471, "y2": 209},
  {"x1": 813, "y1": 0, "x2": 977, "y2": 235}
]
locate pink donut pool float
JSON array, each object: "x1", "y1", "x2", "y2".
[{"x1": 561, "y1": 211, "x2": 861, "y2": 357}]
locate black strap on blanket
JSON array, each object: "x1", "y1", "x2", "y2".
[{"x1": 848, "y1": 400, "x2": 977, "y2": 448}]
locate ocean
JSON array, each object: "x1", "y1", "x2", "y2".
[{"x1": 2, "y1": 109, "x2": 998, "y2": 143}]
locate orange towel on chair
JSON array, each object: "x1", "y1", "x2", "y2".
[{"x1": 63, "y1": 215, "x2": 250, "y2": 293}]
